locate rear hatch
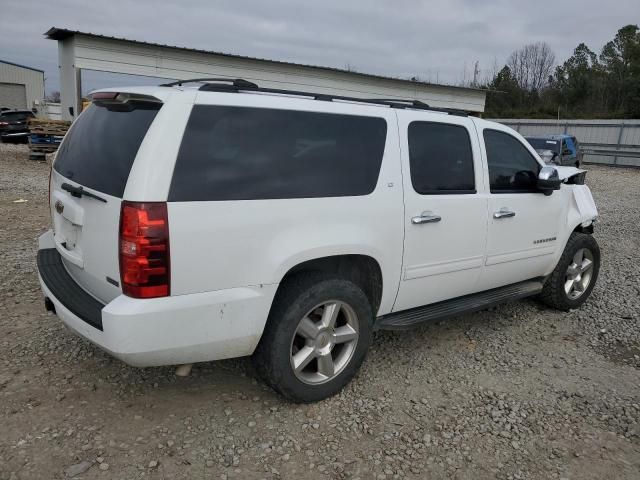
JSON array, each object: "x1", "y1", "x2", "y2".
[{"x1": 50, "y1": 93, "x2": 162, "y2": 303}]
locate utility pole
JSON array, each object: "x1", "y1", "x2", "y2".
[{"x1": 473, "y1": 61, "x2": 480, "y2": 87}]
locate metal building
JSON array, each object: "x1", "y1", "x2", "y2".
[
  {"x1": 0, "y1": 60, "x2": 45, "y2": 110},
  {"x1": 45, "y1": 28, "x2": 487, "y2": 121}
]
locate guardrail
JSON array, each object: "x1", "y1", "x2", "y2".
[{"x1": 490, "y1": 119, "x2": 640, "y2": 168}]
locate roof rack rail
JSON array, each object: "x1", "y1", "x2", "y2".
[
  {"x1": 164, "y1": 78, "x2": 469, "y2": 116},
  {"x1": 358, "y1": 98, "x2": 467, "y2": 116},
  {"x1": 160, "y1": 78, "x2": 258, "y2": 89},
  {"x1": 363, "y1": 98, "x2": 431, "y2": 107}
]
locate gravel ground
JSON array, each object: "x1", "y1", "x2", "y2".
[{"x1": 1, "y1": 143, "x2": 639, "y2": 480}]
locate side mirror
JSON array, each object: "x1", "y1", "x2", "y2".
[{"x1": 538, "y1": 166, "x2": 561, "y2": 196}]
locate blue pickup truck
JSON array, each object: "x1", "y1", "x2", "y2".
[{"x1": 525, "y1": 134, "x2": 583, "y2": 168}]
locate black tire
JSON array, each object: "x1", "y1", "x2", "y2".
[
  {"x1": 539, "y1": 232, "x2": 600, "y2": 311},
  {"x1": 253, "y1": 272, "x2": 373, "y2": 403}
]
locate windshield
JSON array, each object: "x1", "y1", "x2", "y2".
[{"x1": 526, "y1": 138, "x2": 560, "y2": 153}]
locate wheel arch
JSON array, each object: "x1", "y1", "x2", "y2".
[
  {"x1": 274, "y1": 254, "x2": 384, "y2": 316},
  {"x1": 550, "y1": 185, "x2": 598, "y2": 266},
  {"x1": 572, "y1": 223, "x2": 594, "y2": 235}
]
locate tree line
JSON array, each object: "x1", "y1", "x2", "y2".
[{"x1": 483, "y1": 25, "x2": 640, "y2": 118}]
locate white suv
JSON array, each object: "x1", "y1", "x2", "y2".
[{"x1": 37, "y1": 79, "x2": 600, "y2": 402}]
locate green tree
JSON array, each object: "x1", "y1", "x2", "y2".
[
  {"x1": 484, "y1": 66, "x2": 524, "y2": 116},
  {"x1": 599, "y1": 24, "x2": 640, "y2": 116},
  {"x1": 484, "y1": 24, "x2": 640, "y2": 118},
  {"x1": 553, "y1": 43, "x2": 604, "y2": 115}
]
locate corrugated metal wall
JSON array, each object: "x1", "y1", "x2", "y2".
[
  {"x1": 491, "y1": 119, "x2": 640, "y2": 168},
  {"x1": 0, "y1": 61, "x2": 45, "y2": 110}
]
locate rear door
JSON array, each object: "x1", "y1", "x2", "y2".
[
  {"x1": 394, "y1": 113, "x2": 488, "y2": 311},
  {"x1": 571, "y1": 136, "x2": 583, "y2": 166},
  {"x1": 564, "y1": 136, "x2": 580, "y2": 166},
  {"x1": 50, "y1": 97, "x2": 162, "y2": 303}
]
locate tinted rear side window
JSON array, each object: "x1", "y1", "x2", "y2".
[
  {"x1": 54, "y1": 102, "x2": 161, "y2": 197},
  {"x1": 408, "y1": 122, "x2": 475, "y2": 194},
  {"x1": 169, "y1": 106, "x2": 387, "y2": 201}
]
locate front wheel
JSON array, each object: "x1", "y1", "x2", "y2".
[
  {"x1": 253, "y1": 273, "x2": 373, "y2": 403},
  {"x1": 539, "y1": 232, "x2": 600, "y2": 311}
]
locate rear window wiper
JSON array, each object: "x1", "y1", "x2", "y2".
[{"x1": 61, "y1": 183, "x2": 107, "y2": 203}]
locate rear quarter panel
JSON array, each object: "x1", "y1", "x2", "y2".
[{"x1": 167, "y1": 94, "x2": 405, "y2": 316}]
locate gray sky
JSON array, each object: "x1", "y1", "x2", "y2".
[{"x1": 0, "y1": 0, "x2": 637, "y2": 94}]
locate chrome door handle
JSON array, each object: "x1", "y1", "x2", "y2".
[
  {"x1": 493, "y1": 208, "x2": 516, "y2": 219},
  {"x1": 411, "y1": 211, "x2": 442, "y2": 224}
]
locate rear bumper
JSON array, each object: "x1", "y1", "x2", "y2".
[
  {"x1": 38, "y1": 248, "x2": 105, "y2": 329},
  {"x1": 2, "y1": 130, "x2": 29, "y2": 135},
  {"x1": 37, "y1": 232, "x2": 277, "y2": 367}
]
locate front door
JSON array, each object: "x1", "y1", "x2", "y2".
[
  {"x1": 393, "y1": 113, "x2": 488, "y2": 312},
  {"x1": 479, "y1": 128, "x2": 566, "y2": 289}
]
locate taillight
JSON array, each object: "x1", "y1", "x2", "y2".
[
  {"x1": 0, "y1": 121, "x2": 8, "y2": 126},
  {"x1": 119, "y1": 202, "x2": 170, "y2": 298}
]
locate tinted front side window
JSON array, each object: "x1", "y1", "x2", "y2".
[
  {"x1": 408, "y1": 122, "x2": 475, "y2": 194},
  {"x1": 169, "y1": 106, "x2": 387, "y2": 201},
  {"x1": 54, "y1": 102, "x2": 161, "y2": 197},
  {"x1": 484, "y1": 129, "x2": 541, "y2": 193}
]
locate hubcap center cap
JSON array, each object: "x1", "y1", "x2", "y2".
[{"x1": 316, "y1": 331, "x2": 332, "y2": 349}]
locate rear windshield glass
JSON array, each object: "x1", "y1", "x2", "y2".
[
  {"x1": 525, "y1": 137, "x2": 560, "y2": 152},
  {"x1": 1, "y1": 112, "x2": 33, "y2": 121},
  {"x1": 54, "y1": 102, "x2": 161, "y2": 198},
  {"x1": 169, "y1": 105, "x2": 387, "y2": 201}
]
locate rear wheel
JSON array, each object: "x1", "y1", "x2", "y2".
[
  {"x1": 253, "y1": 273, "x2": 373, "y2": 402},
  {"x1": 539, "y1": 232, "x2": 600, "y2": 311}
]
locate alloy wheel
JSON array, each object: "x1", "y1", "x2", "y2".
[
  {"x1": 290, "y1": 301, "x2": 359, "y2": 385},
  {"x1": 564, "y1": 248, "x2": 595, "y2": 300}
]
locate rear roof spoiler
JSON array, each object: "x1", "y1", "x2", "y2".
[{"x1": 89, "y1": 92, "x2": 163, "y2": 111}]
